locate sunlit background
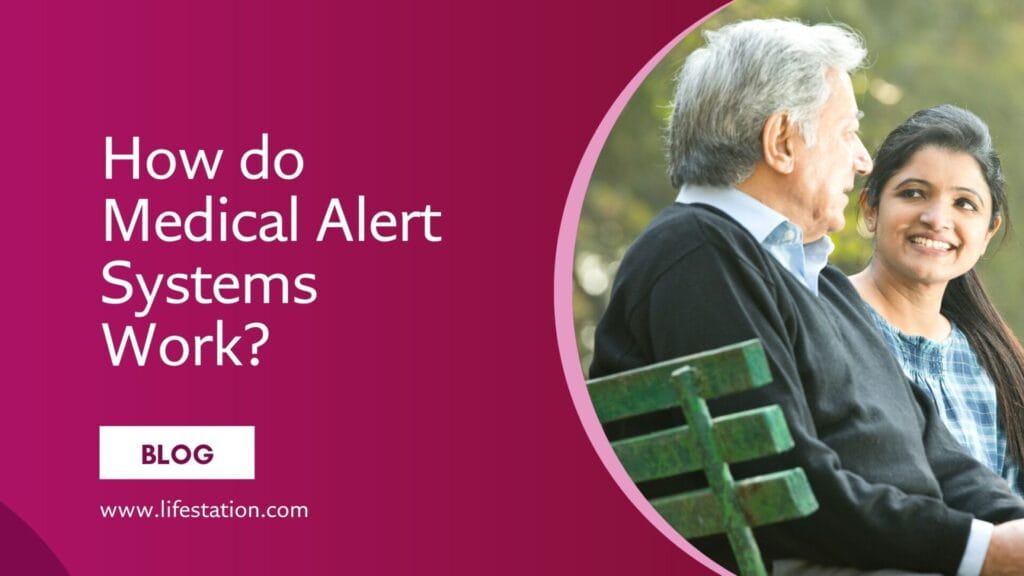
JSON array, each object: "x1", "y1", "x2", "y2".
[{"x1": 574, "y1": 0, "x2": 1024, "y2": 371}]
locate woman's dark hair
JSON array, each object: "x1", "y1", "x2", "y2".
[{"x1": 864, "y1": 104, "x2": 1024, "y2": 470}]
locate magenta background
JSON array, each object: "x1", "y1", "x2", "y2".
[{"x1": 7, "y1": 1, "x2": 728, "y2": 575}]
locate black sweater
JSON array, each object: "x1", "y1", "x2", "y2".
[{"x1": 591, "y1": 203, "x2": 1024, "y2": 574}]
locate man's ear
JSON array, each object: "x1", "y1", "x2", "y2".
[{"x1": 762, "y1": 111, "x2": 797, "y2": 174}]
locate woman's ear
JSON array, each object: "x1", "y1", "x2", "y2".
[
  {"x1": 859, "y1": 190, "x2": 878, "y2": 235},
  {"x1": 762, "y1": 111, "x2": 796, "y2": 174},
  {"x1": 986, "y1": 214, "x2": 1003, "y2": 244}
]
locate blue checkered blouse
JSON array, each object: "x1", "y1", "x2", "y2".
[{"x1": 866, "y1": 305, "x2": 1024, "y2": 497}]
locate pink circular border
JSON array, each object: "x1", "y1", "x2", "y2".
[{"x1": 553, "y1": 5, "x2": 732, "y2": 575}]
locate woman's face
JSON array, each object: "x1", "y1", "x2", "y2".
[{"x1": 863, "y1": 146, "x2": 1001, "y2": 288}]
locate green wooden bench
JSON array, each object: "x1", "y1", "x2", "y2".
[{"x1": 587, "y1": 339, "x2": 818, "y2": 576}]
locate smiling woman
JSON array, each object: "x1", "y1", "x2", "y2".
[
  {"x1": 865, "y1": 147, "x2": 999, "y2": 297},
  {"x1": 849, "y1": 105, "x2": 1024, "y2": 496}
]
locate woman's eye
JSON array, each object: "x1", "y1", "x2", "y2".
[
  {"x1": 899, "y1": 188, "x2": 923, "y2": 198},
  {"x1": 956, "y1": 198, "x2": 979, "y2": 211}
]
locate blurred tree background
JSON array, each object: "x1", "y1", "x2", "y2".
[{"x1": 574, "y1": 0, "x2": 1024, "y2": 371}]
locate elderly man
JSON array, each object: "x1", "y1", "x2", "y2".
[{"x1": 590, "y1": 19, "x2": 1024, "y2": 575}]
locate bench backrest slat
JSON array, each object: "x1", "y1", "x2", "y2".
[
  {"x1": 650, "y1": 468, "x2": 818, "y2": 539},
  {"x1": 611, "y1": 405, "x2": 793, "y2": 482},
  {"x1": 587, "y1": 339, "x2": 771, "y2": 422}
]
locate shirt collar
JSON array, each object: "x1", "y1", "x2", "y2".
[
  {"x1": 676, "y1": 184, "x2": 788, "y2": 243},
  {"x1": 675, "y1": 184, "x2": 834, "y2": 254}
]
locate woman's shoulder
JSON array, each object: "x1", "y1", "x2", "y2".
[{"x1": 944, "y1": 323, "x2": 989, "y2": 375}]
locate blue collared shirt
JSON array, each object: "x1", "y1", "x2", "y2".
[
  {"x1": 676, "y1": 184, "x2": 993, "y2": 576},
  {"x1": 675, "y1": 185, "x2": 833, "y2": 295}
]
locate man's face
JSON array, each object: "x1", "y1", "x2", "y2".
[{"x1": 789, "y1": 70, "x2": 873, "y2": 242}]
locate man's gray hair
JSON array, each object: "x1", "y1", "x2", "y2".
[{"x1": 668, "y1": 19, "x2": 867, "y2": 188}]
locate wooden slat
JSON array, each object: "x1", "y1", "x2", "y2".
[
  {"x1": 650, "y1": 469, "x2": 819, "y2": 539},
  {"x1": 712, "y1": 406, "x2": 794, "y2": 465},
  {"x1": 587, "y1": 340, "x2": 771, "y2": 422},
  {"x1": 611, "y1": 406, "x2": 794, "y2": 482}
]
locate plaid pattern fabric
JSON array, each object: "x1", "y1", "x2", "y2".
[{"x1": 867, "y1": 306, "x2": 1024, "y2": 497}]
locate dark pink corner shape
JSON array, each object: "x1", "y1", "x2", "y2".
[{"x1": 0, "y1": 503, "x2": 70, "y2": 576}]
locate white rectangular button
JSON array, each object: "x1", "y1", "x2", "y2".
[{"x1": 99, "y1": 426, "x2": 255, "y2": 480}]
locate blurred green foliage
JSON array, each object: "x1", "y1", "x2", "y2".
[{"x1": 574, "y1": 0, "x2": 1024, "y2": 371}]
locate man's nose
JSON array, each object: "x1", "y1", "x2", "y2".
[{"x1": 854, "y1": 137, "x2": 873, "y2": 176}]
